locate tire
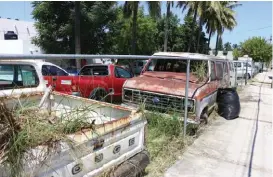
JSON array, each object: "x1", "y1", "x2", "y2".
[
  {"x1": 244, "y1": 73, "x2": 251, "y2": 79},
  {"x1": 89, "y1": 89, "x2": 107, "y2": 101},
  {"x1": 200, "y1": 109, "x2": 208, "y2": 124}
]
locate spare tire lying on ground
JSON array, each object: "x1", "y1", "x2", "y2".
[{"x1": 216, "y1": 88, "x2": 240, "y2": 120}]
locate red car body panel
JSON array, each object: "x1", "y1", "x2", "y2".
[{"x1": 43, "y1": 64, "x2": 129, "y2": 101}]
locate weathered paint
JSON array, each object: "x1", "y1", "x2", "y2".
[
  {"x1": 124, "y1": 72, "x2": 206, "y2": 98},
  {"x1": 123, "y1": 53, "x2": 231, "y2": 122}
]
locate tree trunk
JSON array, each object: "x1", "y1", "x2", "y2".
[
  {"x1": 196, "y1": 18, "x2": 203, "y2": 53},
  {"x1": 215, "y1": 33, "x2": 219, "y2": 56},
  {"x1": 75, "y1": 1, "x2": 81, "y2": 71},
  {"x1": 131, "y1": 1, "x2": 138, "y2": 55},
  {"x1": 207, "y1": 30, "x2": 212, "y2": 49},
  {"x1": 187, "y1": 5, "x2": 198, "y2": 52},
  {"x1": 128, "y1": 1, "x2": 139, "y2": 76},
  {"x1": 164, "y1": 2, "x2": 171, "y2": 52}
]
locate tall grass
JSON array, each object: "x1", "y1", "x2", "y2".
[
  {"x1": 192, "y1": 61, "x2": 208, "y2": 82},
  {"x1": 0, "y1": 100, "x2": 99, "y2": 177},
  {"x1": 144, "y1": 112, "x2": 198, "y2": 177}
]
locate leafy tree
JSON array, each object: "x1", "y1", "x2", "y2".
[
  {"x1": 123, "y1": 1, "x2": 161, "y2": 55},
  {"x1": 239, "y1": 37, "x2": 272, "y2": 63},
  {"x1": 108, "y1": 7, "x2": 159, "y2": 72},
  {"x1": 75, "y1": 1, "x2": 81, "y2": 70},
  {"x1": 156, "y1": 13, "x2": 180, "y2": 52},
  {"x1": 108, "y1": 7, "x2": 158, "y2": 55},
  {"x1": 232, "y1": 43, "x2": 238, "y2": 49},
  {"x1": 177, "y1": 1, "x2": 200, "y2": 52},
  {"x1": 164, "y1": 1, "x2": 175, "y2": 52},
  {"x1": 232, "y1": 48, "x2": 241, "y2": 60},
  {"x1": 32, "y1": 1, "x2": 117, "y2": 55},
  {"x1": 171, "y1": 15, "x2": 208, "y2": 53},
  {"x1": 224, "y1": 42, "x2": 232, "y2": 51}
]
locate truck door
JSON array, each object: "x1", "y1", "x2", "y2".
[
  {"x1": 113, "y1": 66, "x2": 133, "y2": 99},
  {"x1": 42, "y1": 65, "x2": 73, "y2": 94},
  {"x1": 208, "y1": 61, "x2": 218, "y2": 107},
  {"x1": 78, "y1": 65, "x2": 110, "y2": 98}
]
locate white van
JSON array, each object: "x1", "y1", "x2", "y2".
[
  {"x1": 233, "y1": 60, "x2": 253, "y2": 79},
  {"x1": 228, "y1": 60, "x2": 237, "y2": 88}
]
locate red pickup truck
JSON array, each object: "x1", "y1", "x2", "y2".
[{"x1": 43, "y1": 64, "x2": 133, "y2": 101}]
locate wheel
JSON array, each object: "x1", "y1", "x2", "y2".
[
  {"x1": 89, "y1": 89, "x2": 107, "y2": 101},
  {"x1": 244, "y1": 73, "x2": 251, "y2": 79},
  {"x1": 200, "y1": 110, "x2": 208, "y2": 124}
]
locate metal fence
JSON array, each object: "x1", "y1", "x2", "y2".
[{"x1": 0, "y1": 54, "x2": 254, "y2": 138}]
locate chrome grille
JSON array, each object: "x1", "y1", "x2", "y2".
[{"x1": 123, "y1": 89, "x2": 194, "y2": 113}]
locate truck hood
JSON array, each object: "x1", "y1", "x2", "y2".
[{"x1": 124, "y1": 72, "x2": 205, "y2": 98}]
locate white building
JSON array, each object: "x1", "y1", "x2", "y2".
[
  {"x1": 0, "y1": 18, "x2": 42, "y2": 55},
  {"x1": 209, "y1": 50, "x2": 234, "y2": 60}
]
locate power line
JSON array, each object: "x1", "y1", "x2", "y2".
[
  {"x1": 234, "y1": 25, "x2": 272, "y2": 34},
  {"x1": 246, "y1": 25, "x2": 272, "y2": 32}
]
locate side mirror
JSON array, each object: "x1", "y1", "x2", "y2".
[{"x1": 269, "y1": 76, "x2": 272, "y2": 80}]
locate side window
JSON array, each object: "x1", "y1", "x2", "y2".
[
  {"x1": 19, "y1": 65, "x2": 39, "y2": 86},
  {"x1": 0, "y1": 65, "x2": 14, "y2": 83},
  {"x1": 210, "y1": 61, "x2": 216, "y2": 81},
  {"x1": 0, "y1": 64, "x2": 39, "y2": 90},
  {"x1": 42, "y1": 65, "x2": 50, "y2": 76},
  {"x1": 54, "y1": 66, "x2": 68, "y2": 76},
  {"x1": 115, "y1": 67, "x2": 132, "y2": 78},
  {"x1": 223, "y1": 62, "x2": 228, "y2": 73},
  {"x1": 139, "y1": 62, "x2": 144, "y2": 67},
  {"x1": 243, "y1": 62, "x2": 251, "y2": 67},
  {"x1": 216, "y1": 62, "x2": 224, "y2": 79},
  {"x1": 79, "y1": 66, "x2": 108, "y2": 76},
  {"x1": 234, "y1": 62, "x2": 241, "y2": 68},
  {"x1": 79, "y1": 67, "x2": 91, "y2": 75},
  {"x1": 42, "y1": 65, "x2": 68, "y2": 76}
]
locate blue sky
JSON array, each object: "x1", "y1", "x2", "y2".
[{"x1": 0, "y1": 1, "x2": 272, "y2": 49}]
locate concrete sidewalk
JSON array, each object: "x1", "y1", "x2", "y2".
[{"x1": 164, "y1": 72, "x2": 272, "y2": 177}]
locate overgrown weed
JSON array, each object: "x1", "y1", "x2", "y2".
[{"x1": 144, "y1": 112, "x2": 197, "y2": 177}]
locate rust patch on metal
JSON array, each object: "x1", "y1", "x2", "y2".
[{"x1": 124, "y1": 72, "x2": 205, "y2": 98}]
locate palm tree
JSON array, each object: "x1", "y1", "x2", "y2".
[
  {"x1": 164, "y1": 1, "x2": 175, "y2": 52},
  {"x1": 177, "y1": 1, "x2": 200, "y2": 52},
  {"x1": 214, "y1": 2, "x2": 239, "y2": 56},
  {"x1": 123, "y1": 1, "x2": 161, "y2": 55},
  {"x1": 196, "y1": 1, "x2": 210, "y2": 53},
  {"x1": 203, "y1": 1, "x2": 240, "y2": 56}
]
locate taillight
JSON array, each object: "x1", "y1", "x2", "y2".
[{"x1": 71, "y1": 85, "x2": 77, "y2": 92}]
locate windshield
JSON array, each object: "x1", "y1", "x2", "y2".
[{"x1": 146, "y1": 59, "x2": 208, "y2": 74}]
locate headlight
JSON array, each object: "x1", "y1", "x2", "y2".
[
  {"x1": 123, "y1": 89, "x2": 133, "y2": 101},
  {"x1": 183, "y1": 99, "x2": 195, "y2": 112}
]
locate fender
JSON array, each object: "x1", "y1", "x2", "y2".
[
  {"x1": 89, "y1": 87, "x2": 108, "y2": 98},
  {"x1": 78, "y1": 78, "x2": 108, "y2": 98},
  {"x1": 195, "y1": 90, "x2": 217, "y2": 119}
]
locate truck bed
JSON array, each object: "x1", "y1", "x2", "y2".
[{"x1": 0, "y1": 91, "x2": 146, "y2": 177}]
